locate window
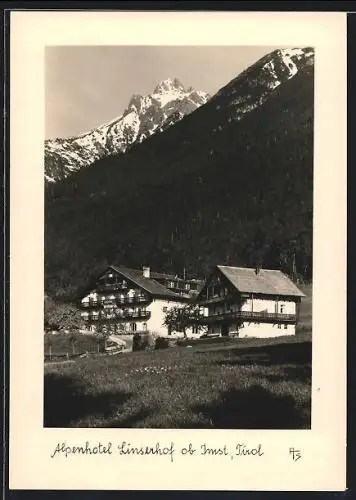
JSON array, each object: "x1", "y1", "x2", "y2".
[
  {"x1": 192, "y1": 326, "x2": 199, "y2": 334},
  {"x1": 130, "y1": 323, "x2": 137, "y2": 332},
  {"x1": 162, "y1": 306, "x2": 168, "y2": 312},
  {"x1": 185, "y1": 283, "x2": 190, "y2": 290},
  {"x1": 168, "y1": 281, "x2": 175, "y2": 288},
  {"x1": 284, "y1": 324, "x2": 288, "y2": 329},
  {"x1": 280, "y1": 305, "x2": 285, "y2": 314},
  {"x1": 277, "y1": 324, "x2": 282, "y2": 329}
]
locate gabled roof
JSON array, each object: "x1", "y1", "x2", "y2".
[
  {"x1": 150, "y1": 271, "x2": 177, "y2": 281},
  {"x1": 109, "y1": 266, "x2": 191, "y2": 301},
  {"x1": 150, "y1": 270, "x2": 204, "y2": 285},
  {"x1": 216, "y1": 265, "x2": 306, "y2": 297}
]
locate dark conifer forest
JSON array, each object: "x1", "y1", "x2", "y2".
[{"x1": 45, "y1": 64, "x2": 313, "y2": 301}]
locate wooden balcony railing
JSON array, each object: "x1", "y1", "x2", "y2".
[
  {"x1": 198, "y1": 295, "x2": 228, "y2": 305},
  {"x1": 97, "y1": 283, "x2": 128, "y2": 292},
  {"x1": 197, "y1": 310, "x2": 296, "y2": 324},
  {"x1": 116, "y1": 296, "x2": 150, "y2": 305},
  {"x1": 82, "y1": 297, "x2": 150, "y2": 308},
  {"x1": 114, "y1": 310, "x2": 151, "y2": 320},
  {"x1": 82, "y1": 301, "x2": 98, "y2": 308},
  {"x1": 86, "y1": 310, "x2": 151, "y2": 321}
]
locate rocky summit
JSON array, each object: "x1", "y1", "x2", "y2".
[{"x1": 45, "y1": 77, "x2": 210, "y2": 183}]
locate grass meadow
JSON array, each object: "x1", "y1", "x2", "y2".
[{"x1": 44, "y1": 284, "x2": 312, "y2": 429}]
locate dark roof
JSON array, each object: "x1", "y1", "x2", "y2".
[
  {"x1": 217, "y1": 266, "x2": 306, "y2": 297},
  {"x1": 150, "y1": 271, "x2": 204, "y2": 285},
  {"x1": 150, "y1": 271, "x2": 176, "y2": 281},
  {"x1": 109, "y1": 266, "x2": 191, "y2": 301}
]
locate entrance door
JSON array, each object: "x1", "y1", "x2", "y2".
[{"x1": 221, "y1": 323, "x2": 229, "y2": 336}]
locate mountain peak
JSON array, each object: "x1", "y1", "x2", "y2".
[
  {"x1": 153, "y1": 77, "x2": 185, "y2": 94},
  {"x1": 45, "y1": 76, "x2": 209, "y2": 183}
]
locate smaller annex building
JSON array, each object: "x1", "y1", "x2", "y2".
[
  {"x1": 197, "y1": 265, "x2": 306, "y2": 338},
  {"x1": 78, "y1": 265, "x2": 201, "y2": 337}
]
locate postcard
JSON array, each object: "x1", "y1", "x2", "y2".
[{"x1": 9, "y1": 10, "x2": 347, "y2": 491}]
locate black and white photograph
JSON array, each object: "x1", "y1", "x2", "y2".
[
  {"x1": 8, "y1": 10, "x2": 347, "y2": 492},
  {"x1": 43, "y1": 44, "x2": 314, "y2": 430}
]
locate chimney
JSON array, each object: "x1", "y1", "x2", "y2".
[{"x1": 142, "y1": 266, "x2": 150, "y2": 278}]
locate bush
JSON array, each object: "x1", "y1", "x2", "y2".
[
  {"x1": 155, "y1": 337, "x2": 169, "y2": 350},
  {"x1": 132, "y1": 332, "x2": 157, "y2": 352}
]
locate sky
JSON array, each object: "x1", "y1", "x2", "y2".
[{"x1": 45, "y1": 45, "x2": 278, "y2": 139}]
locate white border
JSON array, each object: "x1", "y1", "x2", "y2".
[{"x1": 9, "y1": 11, "x2": 347, "y2": 491}]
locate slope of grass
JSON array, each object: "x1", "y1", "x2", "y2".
[
  {"x1": 44, "y1": 335, "x2": 311, "y2": 429},
  {"x1": 44, "y1": 333, "x2": 103, "y2": 356}
]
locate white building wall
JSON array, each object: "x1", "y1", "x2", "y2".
[
  {"x1": 81, "y1": 291, "x2": 98, "y2": 304},
  {"x1": 146, "y1": 299, "x2": 184, "y2": 335},
  {"x1": 146, "y1": 299, "x2": 203, "y2": 337},
  {"x1": 277, "y1": 300, "x2": 296, "y2": 314},
  {"x1": 241, "y1": 297, "x2": 296, "y2": 314},
  {"x1": 146, "y1": 299, "x2": 175, "y2": 335},
  {"x1": 208, "y1": 323, "x2": 295, "y2": 337},
  {"x1": 239, "y1": 322, "x2": 295, "y2": 338}
]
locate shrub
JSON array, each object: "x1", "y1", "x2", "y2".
[
  {"x1": 155, "y1": 337, "x2": 169, "y2": 350},
  {"x1": 132, "y1": 332, "x2": 157, "y2": 352}
]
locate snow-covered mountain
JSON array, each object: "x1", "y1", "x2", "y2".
[
  {"x1": 208, "y1": 47, "x2": 314, "y2": 124},
  {"x1": 45, "y1": 48, "x2": 314, "y2": 185},
  {"x1": 45, "y1": 78, "x2": 210, "y2": 183}
]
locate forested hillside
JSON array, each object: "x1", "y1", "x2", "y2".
[{"x1": 45, "y1": 55, "x2": 313, "y2": 300}]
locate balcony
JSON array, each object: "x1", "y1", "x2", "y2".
[
  {"x1": 198, "y1": 295, "x2": 228, "y2": 305},
  {"x1": 86, "y1": 310, "x2": 151, "y2": 322},
  {"x1": 197, "y1": 310, "x2": 297, "y2": 324},
  {"x1": 82, "y1": 301, "x2": 98, "y2": 308},
  {"x1": 116, "y1": 296, "x2": 150, "y2": 306},
  {"x1": 118, "y1": 310, "x2": 151, "y2": 320},
  {"x1": 82, "y1": 297, "x2": 150, "y2": 309},
  {"x1": 97, "y1": 282, "x2": 128, "y2": 292}
]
